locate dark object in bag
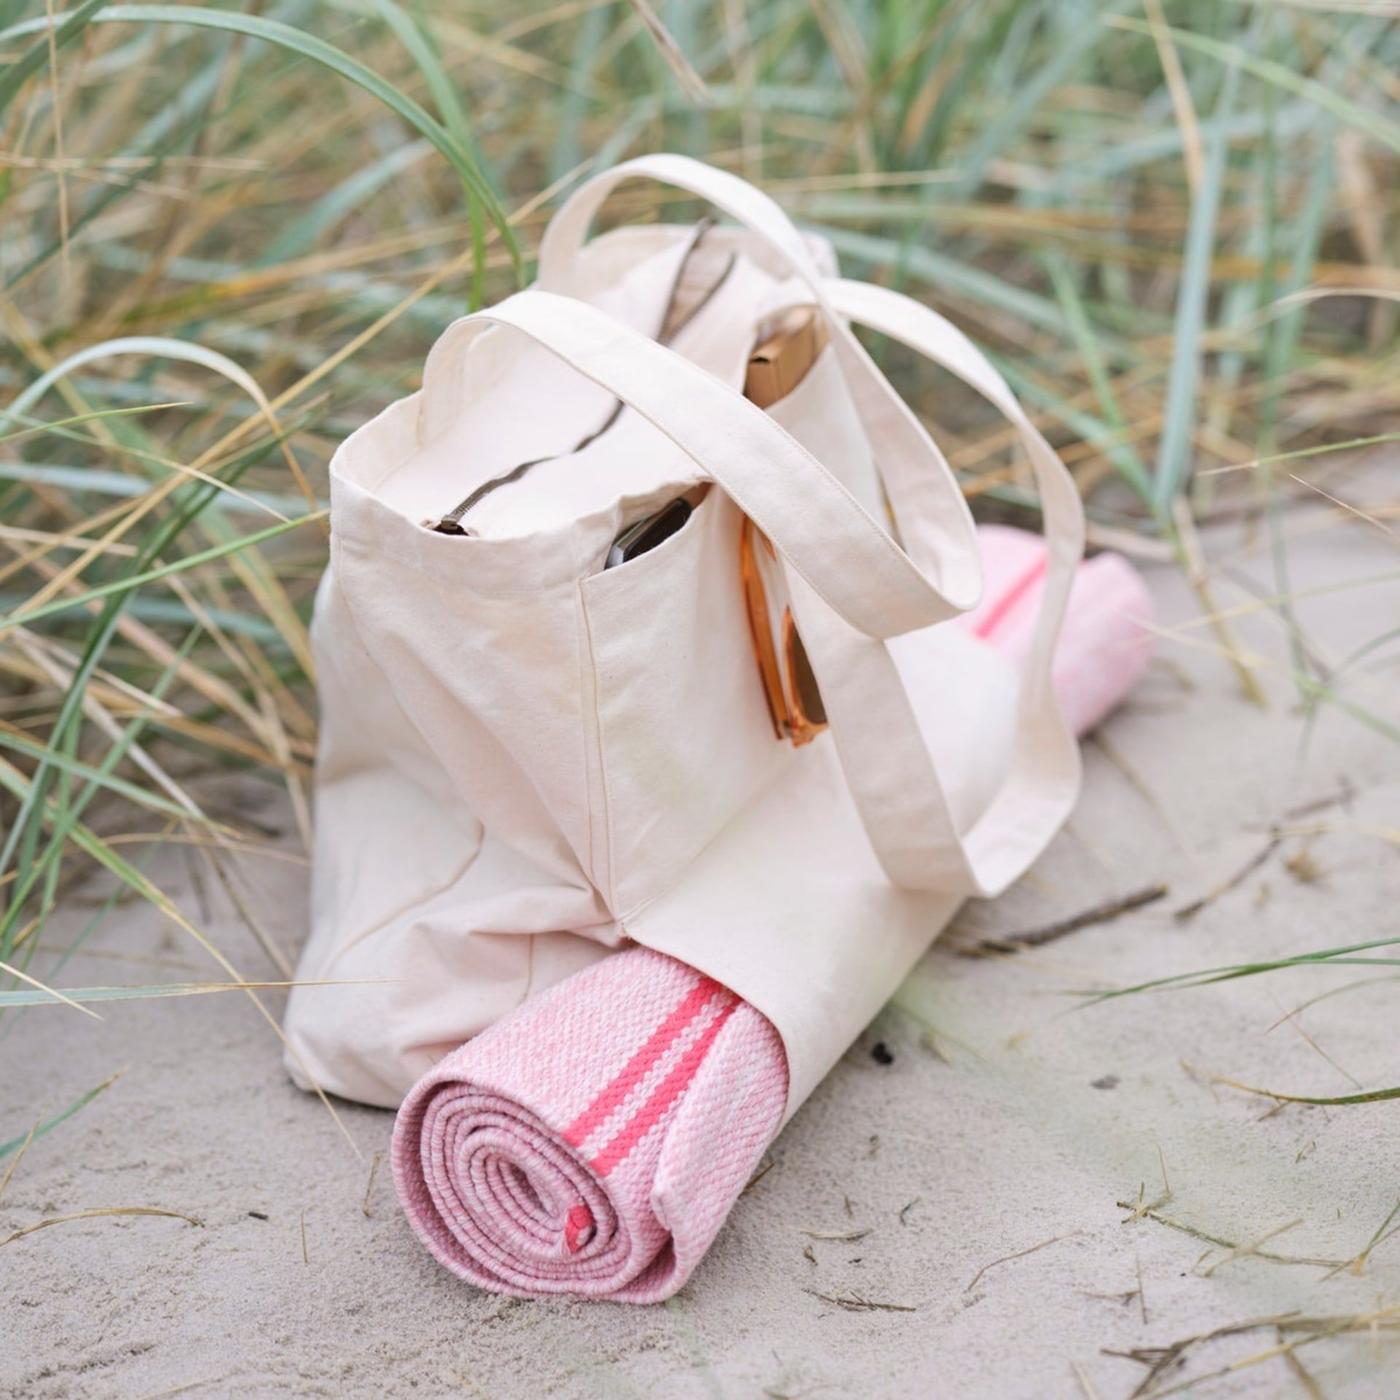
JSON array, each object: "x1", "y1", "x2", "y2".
[{"x1": 605, "y1": 497, "x2": 694, "y2": 569}]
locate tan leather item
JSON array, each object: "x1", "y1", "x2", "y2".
[
  {"x1": 743, "y1": 308, "x2": 829, "y2": 409},
  {"x1": 741, "y1": 308, "x2": 830, "y2": 746}
]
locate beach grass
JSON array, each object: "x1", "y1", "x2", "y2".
[{"x1": 0, "y1": 0, "x2": 1396, "y2": 1129}]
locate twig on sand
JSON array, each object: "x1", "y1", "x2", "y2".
[
  {"x1": 1184, "y1": 1060, "x2": 1400, "y2": 1108},
  {"x1": 1108, "y1": 1303, "x2": 1400, "y2": 1400},
  {"x1": 1069, "y1": 1359, "x2": 1103, "y2": 1400},
  {"x1": 0, "y1": 1119, "x2": 38, "y2": 1207},
  {"x1": 962, "y1": 884, "x2": 1168, "y2": 956},
  {"x1": 742, "y1": 1156, "x2": 775, "y2": 1195},
  {"x1": 802, "y1": 1288, "x2": 915, "y2": 1314},
  {"x1": 1, "y1": 1205, "x2": 201, "y2": 1246},
  {"x1": 137, "y1": 1377, "x2": 233, "y2": 1399},
  {"x1": 1079, "y1": 1286, "x2": 1142, "y2": 1306},
  {"x1": 801, "y1": 1228, "x2": 870, "y2": 1243},
  {"x1": 965, "y1": 1232, "x2": 1081, "y2": 1293},
  {"x1": 1281, "y1": 1344, "x2": 1327, "y2": 1400},
  {"x1": 1321, "y1": 1195, "x2": 1400, "y2": 1282},
  {"x1": 361, "y1": 1151, "x2": 381, "y2": 1218},
  {"x1": 1105, "y1": 1311, "x2": 1302, "y2": 1399},
  {"x1": 1174, "y1": 835, "x2": 1280, "y2": 920},
  {"x1": 1279, "y1": 779, "x2": 1355, "y2": 824},
  {"x1": 1115, "y1": 1200, "x2": 1348, "y2": 1272},
  {"x1": 1199, "y1": 1218, "x2": 1305, "y2": 1277}
]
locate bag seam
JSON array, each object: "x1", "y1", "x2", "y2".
[{"x1": 574, "y1": 580, "x2": 616, "y2": 912}]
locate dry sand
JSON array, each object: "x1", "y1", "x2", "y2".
[{"x1": 6, "y1": 487, "x2": 1400, "y2": 1398}]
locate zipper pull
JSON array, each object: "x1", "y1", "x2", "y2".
[{"x1": 424, "y1": 513, "x2": 470, "y2": 535}]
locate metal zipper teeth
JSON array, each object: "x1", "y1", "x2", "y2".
[{"x1": 427, "y1": 224, "x2": 735, "y2": 537}]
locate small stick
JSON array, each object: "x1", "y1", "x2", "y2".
[
  {"x1": 361, "y1": 1152, "x2": 381, "y2": 1218},
  {"x1": 741, "y1": 1157, "x2": 774, "y2": 1195},
  {"x1": 1200, "y1": 1218, "x2": 1304, "y2": 1277},
  {"x1": 962, "y1": 885, "x2": 1168, "y2": 957},
  {"x1": 1186, "y1": 1062, "x2": 1400, "y2": 1108},
  {"x1": 1174, "y1": 835, "x2": 1280, "y2": 920},
  {"x1": 1281, "y1": 1342, "x2": 1327, "y2": 1400},
  {"x1": 802, "y1": 1288, "x2": 915, "y2": 1314},
  {"x1": 1281, "y1": 779, "x2": 1355, "y2": 822},
  {"x1": 0, "y1": 1119, "x2": 38, "y2": 1207},
  {"x1": 965, "y1": 1232, "x2": 1080, "y2": 1292},
  {"x1": 1070, "y1": 1360, "x2": 1103, "y2": 1400},
  {"x1": 2, "y1": 1205, "x2": 201, "y2": 1246},
  {"x1": 1115, "y1": 1201, "x2": 1348, "y2": 1271}
]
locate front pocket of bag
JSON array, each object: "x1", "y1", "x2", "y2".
[{"x1": 579, "y1": 488, "x2": 789, "y2": 915}]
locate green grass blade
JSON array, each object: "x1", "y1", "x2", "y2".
[
  {"x1": 0, "y1": 980, "x2": 350, "y2": 1007},
  {"x1": 1083, "y1": 936, "x2": 1400, "y2": 1002},
  {"x1": 259, "y1": 140, "x2": 431, "y2": 265},
  {"x1": 0, "y1": 3, "x2": 519, "y2": 274},
  {"x1": 2, "y1": 337, "x2": 275, "y2": 431},
  {"x1": 0, "y1": 423, "x2": 303, "y2": 887},
  {"x1": 0, "y1": 510, "x2": 325, "y2": 638},
  {"x1": 1152, "y1": 58, "x2": 1238, "y2": 511},
  {"x1": 0, "y1": 729, "x2": 207, "y2": 830},
  {"x1": 0, "y1": 628, "x2": 202, "y2": 962},
  {"x1": 0, "y1": 1071, "x2": 122, "y2": 1160},
  {"x1": 1042, "y1": 253, "x2": 1153, "y2": 502},
  {"x1": 0, "y1": 0, "x2": 108, "y2": 116},
  {"x1": 1110, "y1": 16, "x2": 1400, "y2": 156}
]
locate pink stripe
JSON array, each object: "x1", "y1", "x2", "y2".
[
  {"x1": 564, "y1": 1204, "x2": 595, "y2": 1254},
  {"x1": 590, "y1": 996, "x2": 738, "y2": 1178},
  {"x1": 972, "y1": 552, "x2": 1047, "y2": 640},
  {"x1": 563, "y1": 978, "x2": 720, "y2": 1149}
]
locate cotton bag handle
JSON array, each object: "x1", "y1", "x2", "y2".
[
  {"x1": 537, "y1": 156, "x2": 1083, "y2": 892},
  {"x1": 537, "y1": 153, "x2": 828, "y2": 298},
  {"x1": 535, "y1": 153, "x2": 982, "y2": 616},
  {"x1": 418, "y1": 288, "x2": 965, "y2": 640},
  {"x1": 781, "y1": 277, "x2": 1085, "y2": 895}
]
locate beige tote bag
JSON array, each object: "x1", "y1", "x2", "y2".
[{"x1": 284, "y1": 155, "x2": 1084, "y2": 1115}]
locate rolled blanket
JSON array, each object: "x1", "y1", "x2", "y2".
[
  {"x1": 392, "y1": 947, "x2": 785, "y2": 1301},
  {"x1": 955, "y1": 524, "x2": 1154, "y2": 736},
  {"x1": 393, "y1": 528, "x2": 1154, "y2": 1302}
]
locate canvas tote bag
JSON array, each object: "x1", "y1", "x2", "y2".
[{"x1": 283, "y1": 155, "x2": 1085, "y2": 1116}]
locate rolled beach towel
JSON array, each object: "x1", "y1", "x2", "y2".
[
  {"x1": 957, "y1": 524, "x2": 1154, "y2": 736},
  {"x1": 392, "y1": 947, "x2": 785, "y2": 1301},
  {"x1": 393, "y1": 528, "x2": 1153, "y2": 1302}
]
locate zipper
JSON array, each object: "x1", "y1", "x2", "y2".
[{"x1": 426, "y1": 219, "x2": 735, "y2": 536}]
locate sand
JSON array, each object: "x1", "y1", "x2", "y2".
[{"x1": 6, "y1": 485, "x2": 1400, "y2": 1399}]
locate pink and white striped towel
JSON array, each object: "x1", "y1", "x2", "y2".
[
  {"x1": 393, "y1": 528, "x2": 1153, "y2": 1302},
  {"x1": 392, "y1": 948, "x2": 785, "y2": 1301}
]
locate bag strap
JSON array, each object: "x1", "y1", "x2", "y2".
[
  {"x1": 784, "y1": 277, "x2": 1085, "y2": 895},
  {"x1": 535, "y1": 153, "x2": 982, "y2": 616},
  {"x1": 541, "y1": 147, "x2": 1084, "y2": 893},
  {"x1": 418, "y1": 288, "x2": 970, "y2": 639},
  {"x1": 538, "y1": 152, "x2": 828, "y2": 300}
]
